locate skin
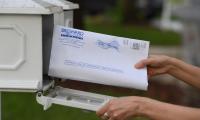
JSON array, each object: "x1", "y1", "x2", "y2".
[{"x1": 96, "y1": 55, "x2": 200, "y2": 120}]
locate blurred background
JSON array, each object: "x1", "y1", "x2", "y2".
[{"x1": 2, "y1": 0, "x2": 200, "y2": 120}]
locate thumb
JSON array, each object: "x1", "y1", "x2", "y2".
[{"x1": 135, "y1": 59, "x2": 151, "y2": 69}]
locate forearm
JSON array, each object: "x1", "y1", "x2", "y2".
[
  {"x1": 137, "y1": 98, "x2": 200, "y2": 120},
  {"x1": 167, "y1": 57, "x2": 200, "y2": 88}
]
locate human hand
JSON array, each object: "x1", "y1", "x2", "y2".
[
  {"x1": 135, "y1": 55, "x2": 173, "y2": 78},
  {"x1": 97, "y1": 95, "x2": 200, "y2": 120},
  {"x1": 96, "y1": 96, "x2": 144, "y2": 120}
]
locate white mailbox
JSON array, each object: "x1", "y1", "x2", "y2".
[
  {"x1": 0, "y1": 0, "x2": 112, "y2": 111},
  {"x1": 0, "y1": 0, "x2": 64, "y2": 92}
]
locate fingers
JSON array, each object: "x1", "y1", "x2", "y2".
[
  {"x1": 97, "y1": 99, "x2": 119, "y2": 120},
  {"x1": 147, "y1": 67, "x2": 169, "y2": 78},
  {"x1": 101, "y1": 112, "x2": 110, "y2": 120},
  {"x1": 97, "y1": 98, "x2": 136, "y2": 120},
  {"x1": 134, "y1": 59, "x2": 147, "y2": 69},
  {"x1": 135, "y1": 58, "x2": 156, "y2": 69},
  {"x1": 135, "y1": 55, "x2": 165, "y2": 69},
  {"x1": 108, "y1": 118, "x2": 114, "y2": 120},
  {"x1": 96, "y1": 100, "x2": 111, "y2": 117}
]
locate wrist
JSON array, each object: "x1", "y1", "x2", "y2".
[
  {"x1": 131, "y1": 97, "x2": 152, "y2": 117},
  {"x1": 133, "y1": 97, "x2": 163, "y2": 118}
]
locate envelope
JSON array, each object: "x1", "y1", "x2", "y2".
[{"x1": 48, "y1": 26, "x2": 150, "y2": 90}]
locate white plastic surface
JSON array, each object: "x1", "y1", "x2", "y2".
[
  {"x1": 37, "y1": 86, "x2": 114, "y2": 111},
  {"x1": 0, "y1": 25, "x2": 25, "y2": 70},
  {"x1": 0, "y1": 0, "x2": 62, "y2": 14},
  {"x1": 0, "y1": 79, "x2": 40, "y2": 92},
  {"x1": 0, "y1": 15, "x2": 43, "y2": 92},
  {"x1": 42, "y1": 0, "x2": 79, "y2": 10},
  {"x1": 0, "y1": 0, "x2": 43, "y2": 8}
]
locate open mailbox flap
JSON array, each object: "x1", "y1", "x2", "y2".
[
  {"x1": 37, "y1": 86, "x2": 114, "y2": 111},
  {"x1": 37, "y1": 26, "x2": 149, "y2": 111}
]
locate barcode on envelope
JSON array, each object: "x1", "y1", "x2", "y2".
[{"x1": 132, "y1": 42, "x2": 147, "y2": 50}]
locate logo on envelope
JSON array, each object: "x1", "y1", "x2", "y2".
[
  {"x1": 96, "y1": 40, "x2": 120, "y2": 51},
  {"x1": 61, "y1": 28, "x2": 84, "y2": 40},
  {"x1": 60, "y1": 28, "x2": 85, "y2": 48}
]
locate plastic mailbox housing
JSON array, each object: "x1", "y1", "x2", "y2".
[{"x1": 0, "y1": 0, "x2": 64, "y2": 92}]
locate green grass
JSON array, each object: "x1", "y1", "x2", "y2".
[
  {"x1": 2, "y1": 92, "x2": 148, "y2": 120},
  {"x1": 2, "y1": 92, "x2": 98, "y2": 120},
  {"x1": 85, "y1": 17, "x2": 181, "y2": 46}
]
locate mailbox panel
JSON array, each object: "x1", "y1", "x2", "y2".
[
  {"x1": 0, "y1": 25, "x2": 25, "y2": 70},
  {"x1": 0, "y1": 15, "x2": 43, "y2": 92}
]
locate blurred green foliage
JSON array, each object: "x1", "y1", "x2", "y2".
[
  {"x1": 2, "y1": 92, "x2": 148, "y2": 120},
  {"x1": 84, "y1": 0, "x2": 181, "y2": 46},
  {"x1": 85, "y1": 18, "x2": 181, "y2": 46}
]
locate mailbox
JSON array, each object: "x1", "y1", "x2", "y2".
[
  {"x1": 0, "y1": 0, "x2": 64, "y2": 92},
  {"x1": 0, "y1": 0, "x2": 112, "y2": 111}
]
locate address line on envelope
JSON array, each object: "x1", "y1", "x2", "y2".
[{"x1": 64, "y1": 59, "x2": 124, "y2": 74}]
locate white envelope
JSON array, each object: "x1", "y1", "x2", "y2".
[{"x1": 49, "y1": 26, "x2": 150, "y2": 90}]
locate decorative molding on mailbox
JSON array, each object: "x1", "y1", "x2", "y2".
[{"x1": 0, "y1": 25, "x2": 26, "y2": 70}]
